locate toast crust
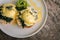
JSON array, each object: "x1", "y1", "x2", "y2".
[{"x1": 0, "y1": 19, "x2": 16, "y2": 25}]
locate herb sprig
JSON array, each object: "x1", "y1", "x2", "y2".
[{"x1": 16, "y1": 0, "x2": 30, "y2": 11}]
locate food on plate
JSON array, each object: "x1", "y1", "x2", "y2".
[
  {"x1": 0, "y1": 4, "x2": 18, "y2": 24},
  {"x1": 17, "y1": 7, "x2": 38, "y2": 28},
  {"x1": 0, "y1": 0, "x2": 42, "y2": 28}
]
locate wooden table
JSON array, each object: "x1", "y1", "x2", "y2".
[{"x1": 0, "y1": 0, "x2": 60, "y2": 40}]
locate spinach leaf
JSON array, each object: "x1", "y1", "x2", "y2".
[{"x1": 0, "y1": 13, "x2": 13, "y2": 22}]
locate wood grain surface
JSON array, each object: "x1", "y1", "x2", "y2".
[{"x1": 0, "y1": 0, "x2": 60, "y2": 40}]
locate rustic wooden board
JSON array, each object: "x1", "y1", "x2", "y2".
[{"x1": 0, "y1": 0, "x2": 60, "y2": 40}]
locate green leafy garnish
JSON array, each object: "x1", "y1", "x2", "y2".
[
  {"x1": 16, "y1": 0, "x2": 30, "y2": 11},
  {"x1": 0, "y1": 14, "x2": 13, "y2": 22},
  {"x1": 0, "y1": 6, "x2": 3, "y2": 11}
]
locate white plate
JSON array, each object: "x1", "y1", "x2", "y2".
[{"x1": 0, "y1": 0, "x2": 48, "y2": 38}]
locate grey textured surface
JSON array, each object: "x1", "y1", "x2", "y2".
[{"x1": 0, "y1": 0, "x2": 60, "y2": 40}]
